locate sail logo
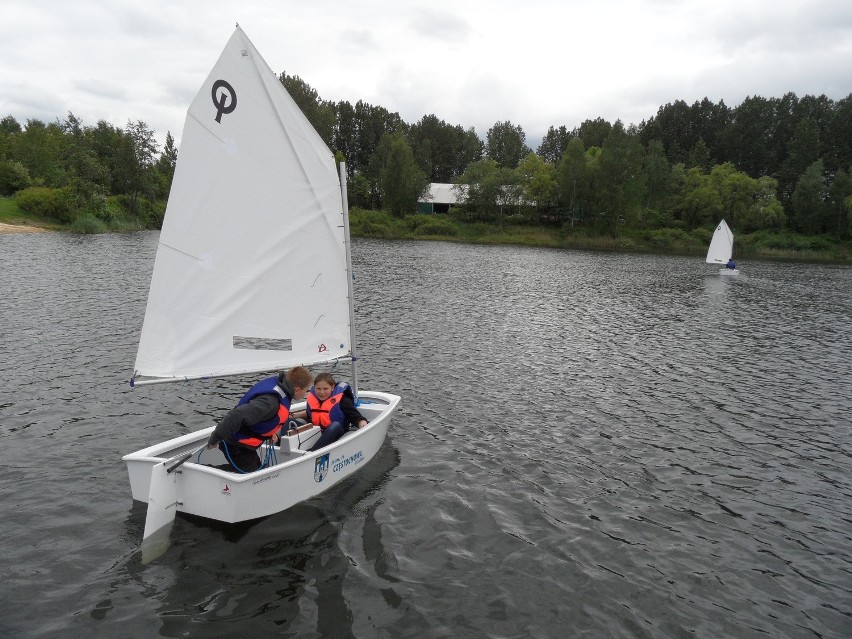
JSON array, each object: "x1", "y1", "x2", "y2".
[
  {"x1": 211, "y1": 79, "x2": 237, "y2": 123},
  {"x1": 314, "y1": 453, "x2": 330, "y2": 483},
  {"x1": 221, "y1": 483, "x2": 231, "y2": 495},
  {"x1": 318, "y1": 343, "x2": 328, "y2": 353}
]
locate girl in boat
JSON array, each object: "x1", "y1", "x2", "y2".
[{"x1": 301, "y1": 373, "x2": 368, "y2": 451}]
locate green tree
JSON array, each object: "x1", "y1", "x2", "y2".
[
  {"x1": 537, "y1": 125, "x2": 572, "y2": 164},
  {"x1": 407, "y1": 115, "x2": 483, "y2": 182},
  {"x1": 16, "y1": 119, "x2": 66, "y2": 186},
  {"x1": 846, "y1": 194, "x2": 852, "y2": 238},
  {"x1": 0, "y1": 115, "x2": 21, "y2": 162},
  {"x1": 124, "y1": 119, "x2": 160, "y2": 215},
  {"x1": 643, "y1": 139, "x2": 672, "y2": 227},
  {"x1": 743, "y1": 176, "x2": 785, "y2": 231},
  {"x1": 790, "y1": 159, "x2": 827, "y2": 233},
  {"x1": 0, "y1": 115, "x2": 22, "y2": 136},
  {"x1": 485, "y1": 121, "x2": 529, "y2": 168},
  {"x1": 826, "y1": 94, "x2": 852, "y2": 173},
  {"x1": 376, "y1": 132, "x2": 428, "y2": 217},
  {"x1": 455, "y1": 158, "x2": 514, "y2": 224},
  {"x1": 333, "y1": 100, "x2": 357, "y2": 176},
  {"x1": 828, "y1": 168, "x2": 852, "y2": 238},
  {"x1": 347, "y1": 172, "x2": 373, "y2": 209},
  {"x1": 87, "y1": 120, "x2": 132, "y2": 196},
  {"x1": 678, "y1": 168, "x2": 722, "y2": 229},
  {"x1": 152, "y1": 131, "x2": 178, "y2": 200},
  {"x1": 644, "y1": 140, "x2": 671, "y2": 203},
  {"x1": 687, "y1": 139, "x2": 710, "y2": 171},
  {"x1": 574, "y1": 117, "x2": 612, "y2": 150},
  {"x1": 61, "y1": 112, "x2": 109, "y2": 208},
  {"x1": 516, "y1": 152, "x2": 557, "y2": 223},
  {"x1": 596, "y1": 121, "x2": 647, "y2": 235},
  {"x1": 778, "y1": 117, "x2": 821, "y2": 209},
  {"x1": 279, "y1": 72, "x2": 336, "y2": 147},
  {"x1": 723, "y1": 95, "x2": 775, "y2": 178},
  {"x1": 0, "y1": 159, "x2": 31, "y2": 195},
  {"x1": 354, "y1": 101, "x2": 403, "y2": 202},
  {"x1": 556, "y1": 137, "x2": 589, "y2": 226},
  {"x1": 710, "y1": 163, "x2": 754, "y2": 230}
]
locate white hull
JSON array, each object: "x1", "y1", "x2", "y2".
[
  {"x1": 123, "y1": 391, "x2": 400, "y2": 524},
  {"x1": 719, "y1": 268, "x2": 739, "y2": 276}
]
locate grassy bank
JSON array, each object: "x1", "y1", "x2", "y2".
[
  {"x1": 0, "y1": 196, "x2": 61, "y2": 230},
  {"x1": 349, "y1": 209, "x2": 852, "y2": 263},
  {"x1": 3, "y1": 197, "x2": 849, "y2": 263}
]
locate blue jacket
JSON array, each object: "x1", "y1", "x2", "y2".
[{"x1": 233, "y1": 376, "x2": 291, "y2": 447}]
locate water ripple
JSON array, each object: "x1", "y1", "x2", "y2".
[{"x1": 1, "y1": 235, "x2": 850, "y2": 638}]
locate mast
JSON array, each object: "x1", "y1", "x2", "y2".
[{"x1": 339, "y1": 162, "x2": 359, "y2": 396}]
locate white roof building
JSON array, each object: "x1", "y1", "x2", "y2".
[{"x1": 417, "y1": 183, "x2": 468, "y2": 213}]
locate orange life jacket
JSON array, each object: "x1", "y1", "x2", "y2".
[{"x1": 306, "y1": 383, "x2": 352, "y2": 429}]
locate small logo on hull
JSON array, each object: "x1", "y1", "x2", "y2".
[{"x1": 314, "y1": 454, "x2": 330, "y2": 483}]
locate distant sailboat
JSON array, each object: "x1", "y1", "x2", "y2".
[
  {"x1": 122, "y1": 26, "x2": 401, "y2": 544},
  {"x1": 706, "y1": 219, "x2": 739, "y2": 275}
]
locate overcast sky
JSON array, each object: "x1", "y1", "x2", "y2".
[{"x1": 2, "y1": 0, "x2": 850, "y2": 150}]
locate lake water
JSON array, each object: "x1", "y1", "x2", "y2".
[{"x1": 1, "y1": 232, "x2": 850, "y2": 638}]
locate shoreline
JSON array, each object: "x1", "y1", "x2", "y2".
[
  {"x1": 0, "y1": 220, "x2": 848, "y2": 264},
  {"x1": 0, "y1": 222, "x2": 51, "y2": 234}
]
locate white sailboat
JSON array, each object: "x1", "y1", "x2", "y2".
[
  {"x1": 706, "y1": 219, "x2": 739, "y2": 275},
  {"x1": 123, "y1": 26, "x2": 400, "y2": 542}
]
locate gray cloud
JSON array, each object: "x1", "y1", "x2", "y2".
[{"x1": 407, "y1": 7, "x2": 473, "y2": 44}]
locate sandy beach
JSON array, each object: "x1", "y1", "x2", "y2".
[{"x1": 0, "y1": 222, "x2": 50, "y2": 233}]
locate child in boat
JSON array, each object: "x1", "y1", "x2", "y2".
[
  {"x1": 206, "y1": 366, "x2": 313, "y2": 472},
  {"x1": 300, "y1": 373, "x2": 368, "y2": 451}
]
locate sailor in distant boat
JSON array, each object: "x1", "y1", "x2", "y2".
[
  {"x1": 206, "y1": 367, "x2": 313, "y2": 472},
  {"x1": 726, "y1": 258, "x2": 736, "y2": 270},
  {"x1": 299, "y1": 373, "x2": 367, "y2": 451}
]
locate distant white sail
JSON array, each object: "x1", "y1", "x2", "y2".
[
  {"x1": 706, "y1": 219, "x2": 734, "y2": 265},
  {"x1": 134, "y1": 28, "x2": 350, "y2": 381}
]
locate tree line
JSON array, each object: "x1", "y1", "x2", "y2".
[
  {"x1": 2, "y1": 73, "x2": 850, "y2": 239},
  {"x1": 0, "y1": 112, "x2": 174, "y2": 230}
]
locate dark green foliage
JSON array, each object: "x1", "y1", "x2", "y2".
[
  {"x1": 406, "y1": 115, "x2": 483, "y2": 182},
  {"x1": 485, "y1": 121, "x2": 530, "y2": 169},
  {"x1": 376, "y1": 133, "x2": 428, "y2": 217},
  {"x1": 1, "y1": 81, "x2": 849, "y2": 246},
  {"x1": 537, "y1": 125, "x2": 573, "y2": 164},
  {"x1": 279, "y1": 72, "x2": 336, "y2": 146},
  {"x1": 407, "y1": 214, "x2": 459, "y2": 237},
  {"x1": 15, "y1": 186, "x2": 75, "y2": 222},
  {"x1": 348, "y1": 208, "x2": 401, "y2": 238},
  {"x1": 0, "y1": 159, "x2": 32, "y2": 195},
  {"x1": 791, "y1": 160, "x2": 828, "y2": 234}
]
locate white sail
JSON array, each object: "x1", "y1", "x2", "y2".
[
  {"x1": 134, "y1": 28, "x2": 351, "y2": 382},
  {"x1": 706, "y1": 219, "x2": 734, "y2": 265}
]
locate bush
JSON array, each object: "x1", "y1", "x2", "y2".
[
  {"x1": 349, "y1": 208, "x2": 401, "y2": 238},
  {"x1": 413, "y1": 217, "x2": 459, "y2": 237},
  {"x1": 15, "y1": 186, "x2": 75, "y2": 222},
  {"x1": 640, "y1": 208, "x2": 673, "y2": 230},
  {"x1": 642, "y1": 227, "x2": 697, "y2": 251},
  {"x1": 69, "y1": 213, "x2": 107, "y2": 234},
  {"x1": 137, "y1": 198, "x2": 166, "y2": 229},
  {"x1": 0, "y1": 159, "x2": 32, "y2": 195}
]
